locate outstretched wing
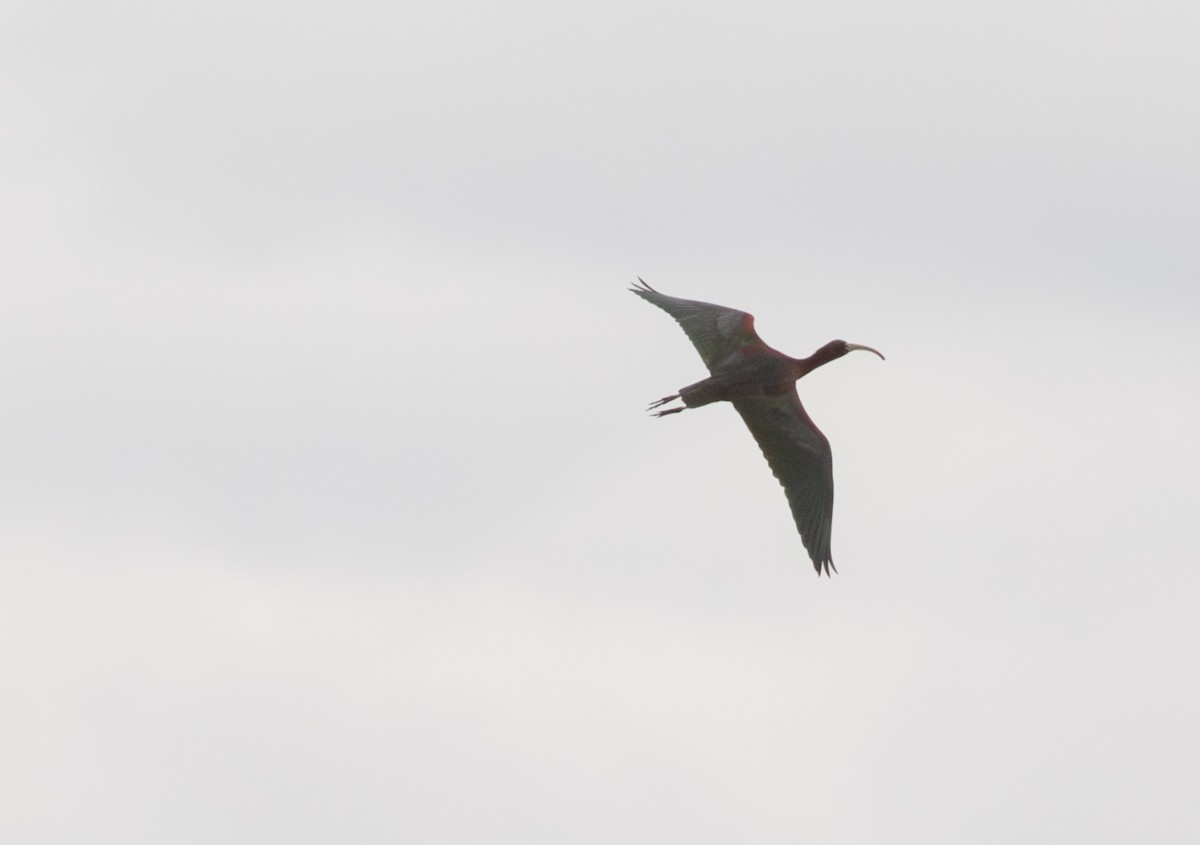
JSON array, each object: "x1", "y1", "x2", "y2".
[
  {"x1": 732, "y1": 389, "x2": 836, "y2": 575},
  {"x1": 630, "y1": 278, "x2": 765, "y2": 372}
]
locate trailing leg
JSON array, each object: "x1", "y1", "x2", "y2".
[{"x1": 646, "y1": 393, "x2": 685, "y2": 417}]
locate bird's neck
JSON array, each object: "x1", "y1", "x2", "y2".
[{"x1": 793, "y1": 345, "x2": 842, "y2": 378}]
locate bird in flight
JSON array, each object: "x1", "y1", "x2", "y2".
[{"x1": 631, "y1": 279, "x2": 883, "y2": 576}]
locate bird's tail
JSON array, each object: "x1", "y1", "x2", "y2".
[{"x1": 677, "y1": 379, "x2": 724, "y2": 409}]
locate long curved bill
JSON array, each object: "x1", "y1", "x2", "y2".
[{"x1": 845, "y1": 343, "x2": 885, "y2": 361}]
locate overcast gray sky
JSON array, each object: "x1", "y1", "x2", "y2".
[{"x1": 3, "y1": 1, "x2": 1199, "y2": 842}]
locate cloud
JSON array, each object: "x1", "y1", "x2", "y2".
[{"x1": 3, "y1": 1, "x2": 1199, "y2": 842}]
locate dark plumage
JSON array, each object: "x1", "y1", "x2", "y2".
[{"x1": 631, "y1": 279, "x2": 883, "y2": 575}]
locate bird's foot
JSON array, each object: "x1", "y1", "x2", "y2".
[{"x1": 647, "y1": 394, "x2": 685, "y2": 417}]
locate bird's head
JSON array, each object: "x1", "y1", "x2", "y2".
[
  {"x1": 822, "y1": 340, "x2": 886, "y2": 362},
  {"x1": 797, "y1": 340, "x2": 884, "y2": 376}
]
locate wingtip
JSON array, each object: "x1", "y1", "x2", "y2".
[
  {"x1": 630, "y1": 277, "x2": 658, "y2": 296},
  {"x1": 813, "y1": 558, "x2": 837, "y2": 577}
]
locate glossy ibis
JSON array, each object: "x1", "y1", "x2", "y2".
[{"x1": 631, "y1": 279, "x2": 883, "y2": 576}]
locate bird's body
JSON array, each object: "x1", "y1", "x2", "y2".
[{"x1": 631, "y1": 279, "x2": 883, "y2": 576}]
